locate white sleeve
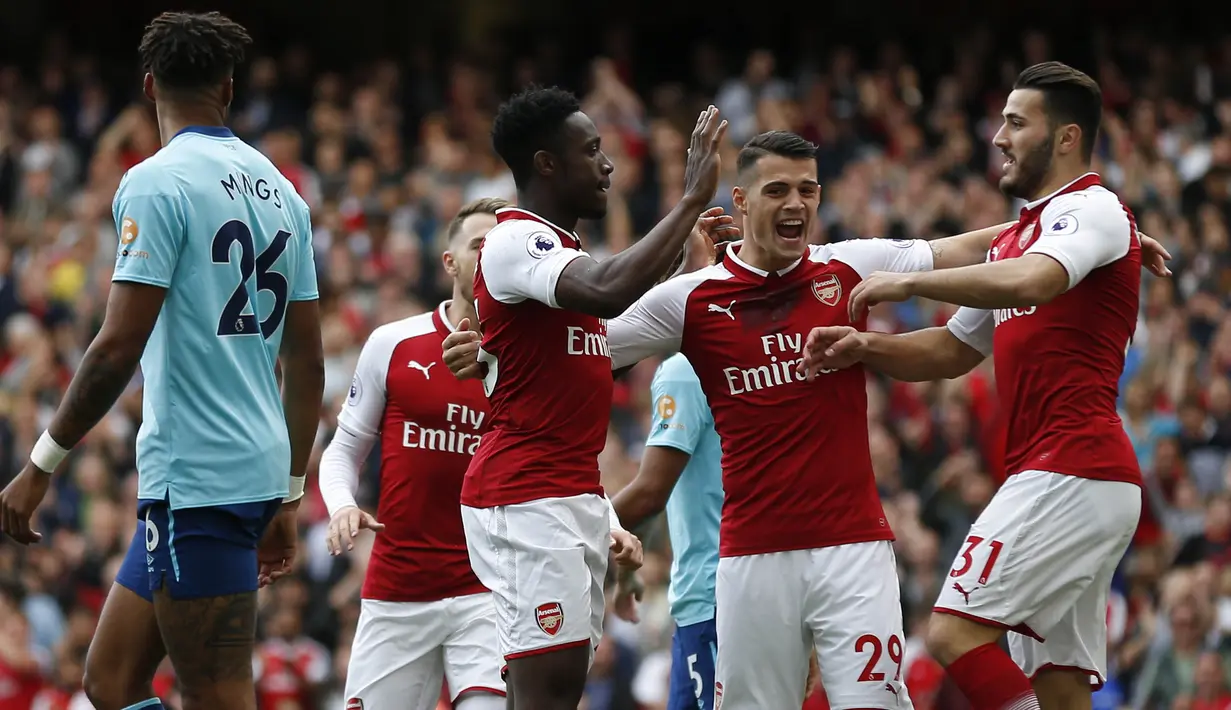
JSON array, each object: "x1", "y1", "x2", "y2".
[
  {"x1": 1027, "y1": 193, "x2": 1133, "y2": 290},
  {"x1": 946, "y1": 307, "x2": 995, "y2": 357},
  {"x1": 607, "y1": 275, "x2": 693, "y2": 370},
  {"x1": 481, "y1": 225, "x2": 588, "y2": 308},
  {"x1": 318, "y1": 426, "x2": 376, "y2": 517},
  {"x1": 814, "y1": 238, "x2": 935, "y2": 278},
  {"x1": 321, "y1": 328, "x2": 397, "y2": 517}
]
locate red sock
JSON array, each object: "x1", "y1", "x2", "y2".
[{"x1": 944, "y1": 643, "x2": 1040, "y2": 710}]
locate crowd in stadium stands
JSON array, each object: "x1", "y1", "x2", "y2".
[{"x1": 0, "y1": 23, "x2": 1230, "y2": 710}]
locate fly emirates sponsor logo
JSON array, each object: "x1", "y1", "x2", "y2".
[
  {"x1": 992, "y1": 306, "x2": 1037, "y2": 326},
  {"x1": 723, "y1": 332, "x2": 837, "y2": 395},
  {"x1": 566, "y1": 320, "x2": 611, "y2": 358},
  {"x1": 403, "y1": 403, "x2": 485, "y2": 455}
]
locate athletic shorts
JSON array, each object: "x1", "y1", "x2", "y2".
[
  {"x1": 344, "y1": 595, "x2": 505, "y2": 708},
  {"x1": 933, "y1": 470, "x2": 1141, "y2": 688},
  {"x1": 460, "y1": 493, "x2": 609, "y2": 662},
  {"x1": 669, "y1": 618, "x2": 718, "y2": 710},
  {"x1": 715, "y1": 541, "x2": 911, "y2": 710},
  {"x1": 115, "y1": 497, "x2": 282, "y2": 601}
]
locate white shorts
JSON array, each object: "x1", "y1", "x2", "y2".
[
  {"x1": 461, "y1": 493, "x2": 609, "y2": 662},
  {"x1": 933, "y1": 470, "x2": 1141, "y2": 686},
  {"x1": 715, "y1": 541, "x2": 913, "y2": 710},
  {"x1": 344, "y1": 594, "x2": 505, "y2": 708}
]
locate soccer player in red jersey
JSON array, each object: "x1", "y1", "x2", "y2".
[
  {"x1": 317, "y1": 198, "x2": 512, "y2": 710},
  {"x1": 447, "y1": 129, "x2": 1026, "y2": 709},
  {"x1": 457, "y1": 88, "x2": 731, "y2": 710},
  {"x1": 803, "y1": 62, "x2": 1167, "y2": 710}
]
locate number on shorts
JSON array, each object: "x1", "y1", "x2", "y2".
[
  {"x1": 687, "y1": 653, "x2": 703, "y2": 699},
  {"x1": 949, "y1": 535, "x2": 1004, "y2": 585},
  {"x1": 855, "y1": 633, "x2": 903, "y2": 682}
]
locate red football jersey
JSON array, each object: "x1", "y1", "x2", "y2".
[
  {"x1": 464, "y1": 208, "x2": 613, "y2": 508},
  {"x1": 946, "y1": 173, "x2": 1141, "y2": 486},
  {"x1": 610, "y1": 238, "x2": 935, "y2": 557},
  {"x1": 338, "y1": 302, "x2": 490, "y2": 601},
  {"x1": 253, "y1": 636, "x2": 330, "y2": 709}
]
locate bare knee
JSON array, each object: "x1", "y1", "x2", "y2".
[
  {"x1": 1032, "y1": 667, "x2": 1093, "y2": 710},
  {"x1": 82, "y1": 670, "x2": 151, "y2": 710},
  {"x1": 924, "y1": 612, "x2": 1003, "y2": 667}
]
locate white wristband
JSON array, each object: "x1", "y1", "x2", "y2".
[
  {"x1": 285, "y1": 475, "x2": 306, "y2": 503},
  {"x1": 31, "y1": 431, "x2": 69, "y2": 473}
]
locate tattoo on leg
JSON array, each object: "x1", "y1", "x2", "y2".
[{"x1": 154, "y1": 588, "x2": 257, "y2": 685}]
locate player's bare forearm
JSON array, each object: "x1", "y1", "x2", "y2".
[
  {"x1": 556, "y1": 195, "x2": 709, "y2": 318},
  {"x1": 47, "y1": 342, "x2": 142, "y2": 451},
  {"x1": 861, "y1": 328, "x2": 985, "y2": 382},
  {"x1": 928, "y1": 221, "x2": 1015, "y2": 269},
  {"x1": 280, "y1": 301, "x2": 325, "y2": 485},
  {"x1": 613, "y1": 446, "x2": 689, "y2": 531},
  {"x1": 902, "y1": 254, "x2": 1068, "y2": 308},
  {"x1": 48, "y1": 282, "x2": 165, "y2": 450}
]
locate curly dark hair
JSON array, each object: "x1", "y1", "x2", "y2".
[
  {"x1": 138, "y1": 11, "x2": 252, "y2": 92},
  {"x1": 491, "y1": 85, "x2": 582, "y2": 188}
]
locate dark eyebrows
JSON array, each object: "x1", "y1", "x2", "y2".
[{"x1": 761, "y1": 179, "x2": 820, "y2": 191}]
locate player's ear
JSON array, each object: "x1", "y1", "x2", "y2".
[
  {"x1": 532, "y1": 150, "x2": 555, "y2": 179},
  {"x1": 222, "y1": 77, "x2": 234, "y2": 109},
  {"x1": 1056, "y1": 123, "x2": 1081, "y2": 157},
  {"x1": 142, "y1": 73, "x2": 156, "y2": 103},
  {"x1": 442, "y1": 250, "x2": 458, "y2": 278},
  {"x1": 732, "y1": 185, "x2": 748, "y2": 215}
]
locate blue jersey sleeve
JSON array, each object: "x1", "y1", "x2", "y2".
[
  {"x1": 112, "y1": 182, "x2": 186, "y2": 288},
  {"x1": 289, "y1": 202, "x2": 319, "y2": 302},
  {"x1": 646, "y1": 372, "x2": 710, "y2": 455}
]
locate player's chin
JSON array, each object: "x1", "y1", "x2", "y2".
[
  {"x1": 773, "y1": 225, "x2": 808, "y2": 254},
  {"x1": 579, "y1": 193, "x2": 609, "y2": 220}
]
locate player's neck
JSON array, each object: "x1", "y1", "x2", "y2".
[
  {"x1": 447, "y1": 295, "x2": 477, "y2": 332},
  {"x1": 155, "y1": 104, "x2": 227, "y2": 147},
  {"x1": 516, "y1": 190, "x2": 578, "y2": 233},
  {"x1": 1027, "y1": 163, "x2": 1093, "y2": 204}
]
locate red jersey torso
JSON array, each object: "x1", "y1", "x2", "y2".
[{"x1": 464, "y1": 207, "x2": 612, "y2": 507}]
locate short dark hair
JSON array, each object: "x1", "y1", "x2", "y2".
[
  {"x1": 491, "y1": 86, "x2": 581, "y2": 188},
  {"x1": 138, "y1": 11, "x2": 252, "y2": 92},
  {"x1": 736, "y1": 131, "x2": 818, "y2": 179},
  {"x1": 1014, "y1": 61, "x2": 1102, "y2": 162},
  {"x1": 447, "y1": 197, "x2": 510, "y2": 241}
]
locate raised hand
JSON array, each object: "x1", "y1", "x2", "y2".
[
  {"x1": 683, "y1": 206, "x2": 741, "y2": 271},
  {"x1": 442, "y1": 318, "x2": 484, "y2": 381},
  {"x1": 682, "y1": 106, "x2": 729, "y2": 206}
]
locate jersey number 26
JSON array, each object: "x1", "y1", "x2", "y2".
[{"x1": 212, "y1": 220, "x2": 290, "y2": 339}]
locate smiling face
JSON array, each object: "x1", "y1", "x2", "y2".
[
  {"x1": 732, "y1": 153, "x2": 821, "y2": 269},
  {"x1": 993, "y1": 88, "x2": 1059, "y2": 200},
  {"x1": 545, "y1": 111, "x2": 615, "y2": 221}
]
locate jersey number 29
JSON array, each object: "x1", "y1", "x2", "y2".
[{"x1": 212, "y1": 220, "x2": 290, "y2": 338}]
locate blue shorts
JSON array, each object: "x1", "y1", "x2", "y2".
[
  {"x1": 668, "y1": 618, "x2": 718, "y2": 710},
  {"x1": 115, "y1": 498, "x2": 282, "y2": 601}
]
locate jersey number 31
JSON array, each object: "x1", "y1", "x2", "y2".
[{"x1": 212, "y1": 220, "x2": 290, "y2": 338}]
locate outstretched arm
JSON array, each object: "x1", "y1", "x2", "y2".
[
  {"x1": 554, "y1": 108, "x2": 729, "y2": 318},
  {"x1": 927, "y1": 222, "x2": 1014, "y2": 269}
]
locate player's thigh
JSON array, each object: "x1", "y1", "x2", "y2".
[
  {"x1": 934, "y1": 472, "x2": 1139, "y2": 639},
  {"x1": 145, "y1": 498, "x2": 280, "y2": 707},
  {"x1": 346, "y1": 600, "x2": 450, "y2": 710},
  {"x1": 472, "y1": 495, "x2": 609, "y2": 660},
  {"x1": 715, "y1": 552, "x2": 812, "y2": 710},
  {"x1": 84, "y1": 525, "x2": 166, "y2": 708},
  {"x1": 442, "y1": 593, "x2": 507, "y2": 700},
  {"x1": 669, "y1": 619, "x2": 718, "y2": 710},
  {"x1": 1009, "y1": 498, "x2": 1137, "y2": 690},
  {"x1": 806, "y1": 541, "x2": 911, "y2": 710}
]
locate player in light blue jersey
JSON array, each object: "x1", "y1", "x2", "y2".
[
  {"x1": 0, "y1": 12, "x2": 323, "y2": 710},
  {"x1": 613, "y1": 354, "x2": 724, "y2": 710}
]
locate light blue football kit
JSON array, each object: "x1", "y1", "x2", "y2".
[
  {"x1": 646, "y1": 354, "x2": 724, "y2": 710},
  {"x1": 114, "y1": 125, "x2": 318, "y2": 600}
]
